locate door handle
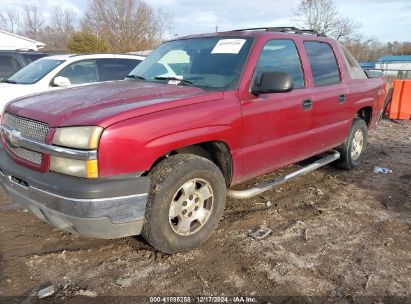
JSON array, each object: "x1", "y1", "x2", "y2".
[
  {"x1": 302, "y1": 99, "x2": 313, "y2": 110},
  {"x1": 338, "y1": 94, "x2": 346, "y2": 103}
]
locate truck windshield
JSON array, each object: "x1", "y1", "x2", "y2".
[
  {"x1": 128, "y1": 37, "x2": 253, "y2": 90},
  {"x1": 6, "y1": 59, "x2": 65, "y2": 84}
]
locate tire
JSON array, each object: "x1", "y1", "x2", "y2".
[
  {"x1": 141, "y1": 154, "x2": 227, "y2": 254},
  {"x1": 336, "y1": 118, "x2": 368, "y2": 169}
]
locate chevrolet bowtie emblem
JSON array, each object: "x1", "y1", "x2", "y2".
[{"x1": 6, "y1": 129, "x2": 21, "y2": 148}]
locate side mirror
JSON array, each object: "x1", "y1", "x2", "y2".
[
  {"x1": 252, "y1": 72, "x2": 294, "y2": 95},
  {"x1": 52, "y1": 76, "x2": 71, "y2": 87}
]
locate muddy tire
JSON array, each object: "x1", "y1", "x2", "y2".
[
  {"x1": 336, "y1": 118, "x2": 368, "y2": 169},
  {"x1": 141, "y1": 154, "x2": 226, "y2": 254}
]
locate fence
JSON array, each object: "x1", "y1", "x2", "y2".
[
  {"x1": 365, "y1": 68, "x2": 411, "y2": 80},
  {"x1": 365, "y1": 68, "x2": 411, "y2": 89}
]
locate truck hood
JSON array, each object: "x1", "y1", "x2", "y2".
[{"x1": 7, "y1": 80, "x2": 223, "y2": 128}]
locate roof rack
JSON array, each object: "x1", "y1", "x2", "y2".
[{"x1": 231, "y1": 27, "x2": 327, "y2": 37}]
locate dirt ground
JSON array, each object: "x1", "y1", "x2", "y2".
[{"x1": 0, "y1": 119, "x2": 410, "y2": 304}]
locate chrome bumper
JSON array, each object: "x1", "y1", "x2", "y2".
[
  {"x1": 0, "y1": 139, "x2": 150, "y2": 239},
  {"x1": 0, "y1": 170, "x2": 148, "y2": 239}
]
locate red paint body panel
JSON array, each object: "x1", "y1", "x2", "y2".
[
  {"x1": 98, "y1": 91, "x2": 243, "y2": 182},
  {"x1": 4, "y1": 31, "x2": 385, "y2": 185}
]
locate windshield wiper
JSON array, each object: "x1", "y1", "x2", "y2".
[
  {"x1": 1, "y1": 79, "x2": 17, "y2": 84},
  {"x1": 154, "y1": 76, "x2": 194, "y2": 86},
  {"x1": 126, "y1": 75, "x2": 146, "y2": 80}
]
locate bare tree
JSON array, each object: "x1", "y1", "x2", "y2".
[
  {"x1": 0, "y1": 8, "x2": 22, "y2": 33},
  {"x1": 50, "y1": 6, "x2": 76, "y2": 34},
  {"x1": 295, "y1": 0, "x2": 360, "y2": 41},
  {"x1": 23, "y1": 5, "x2": 44, "y2": 40},
  {"x1": 40, "y1": 7, "x2": 76, "y2": 52},
  {"x1": 81, "y1": 0, "x2": 174, "y2": 52}
]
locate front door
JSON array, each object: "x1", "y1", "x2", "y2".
[{"x1": 240, "y1": 39, "x2": 315, "y2": 181}]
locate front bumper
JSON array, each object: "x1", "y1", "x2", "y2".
[{"x1": 0, "y1": 143, "x2": 150, "y2": 239}]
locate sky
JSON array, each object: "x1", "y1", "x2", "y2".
[{"x1": 1, "y1": 0, "x2": 410, "y2": 42}]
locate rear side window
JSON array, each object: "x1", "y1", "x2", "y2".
[
  {"x1": 96, "y1": 58, "x2": 141, "y2": 81},
  {"x1": 0, "y1": 55, "x2": 21, "y2": 79},
  {"x1": 255, "y1": 39, "x2": 305, "y2": 88},
  {"x1": 339, "y1": 44, "x2": 367, "y2": 80},
  {"x1": 304, "y1": 41, "x2": 341, "y2": 86}
]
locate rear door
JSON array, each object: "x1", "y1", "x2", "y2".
[
  {"x1": 240, "y1": 39, "x2": 315, "y2": 180},
  {"x1": 303, "y1": 41, "x2": 350, "y2": 152}
]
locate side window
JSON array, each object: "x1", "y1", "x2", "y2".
[
  {"x1": 339, "y1": 44, "x2": 367, "y2": 80},
  {"x1": 255, "y1": 39, "x2": 305, "y2": 89},
  {"x1": 96, "y1": 58, "x2": 141, "y2": 81},
  {"x1": 57, "y1": 60, "x2": 99, "y2": 85},
  {"x1": 0, "y1": 55, "x2": 22, "y2": 79},
  {"x1": 304, "y1": 41, "x2": 341, "y2": 86}
]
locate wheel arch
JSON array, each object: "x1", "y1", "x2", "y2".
[
  {"x1": 147, "y1": 140, "x2": 233, "y2": 186},
  {"x1": 356, "y1": 106, "x2": 373, "y2": 127}
]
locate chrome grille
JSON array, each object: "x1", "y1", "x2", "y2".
[
  {"x1": 3, "y1": 112, "x2": 49, "y2": 142},
  {"x1": 8, "y1": 146, "x2": 43, "y2": 165},
  {"x1": 3, "y1": 112, "x2": 49, "y2": 165}
]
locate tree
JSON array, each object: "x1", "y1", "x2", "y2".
[
  {"x1": 67, "y1": 32, "x2": 110, "y2": 53},
  {"x1": 295, "y1": 0, "x2": 360, "y2": 41},
  {"x1": 23, "y1": 5, "x2": 44, "y2": 40},
  {"x1": 81, "y1": 0, "x2": 174, "y2": 52},
  {"x1": 0, "y1": 8, "x2": 22, "y2": 33},
  {"x1": 40, "y1": 7, "x2": 76, "y2": 52}
]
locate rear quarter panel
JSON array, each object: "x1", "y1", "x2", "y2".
[{"x1": 347, "y1": 78, "x2": 385, "y2": 130}]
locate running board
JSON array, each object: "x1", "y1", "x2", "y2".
[{"x1": 227, "y1": 150, "x2": 340, "y2": 199}]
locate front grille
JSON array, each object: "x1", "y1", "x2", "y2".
[
  {"x1": 8, "y1": 146, "x2": 43, "y2": 165},
  {"x1": 3, "y1": 112, "x2": 49, "y2": 142},
  {"x1": 3, "y1": 112, "x2": 49, "y2": 165}
]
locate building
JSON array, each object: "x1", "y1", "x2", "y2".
[
  {"x1": 0, "y1": 30, "x2": 45, "y2": 51},
  {"x1": 375, "y1": 55, "x2": 411, "y2": 71},
  {"x1": 359, "y1": 62, "x2": 375, "y2": 70},
  {"x1": 375, "y1": 55, "x2": 411, "y2": 78}
]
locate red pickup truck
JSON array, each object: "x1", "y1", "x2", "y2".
[{"x1": 0, "y1": 27, "x2": 385, "y2": 253}]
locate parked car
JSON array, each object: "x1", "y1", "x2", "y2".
[
  {"x1": 0, "y1": 27, "x2": 386, "y2": 253},
  {"x1": 0, "y1": 53, "x2": 145, "y2": 111},
  {"x1": 0, "y1": 50, "x2": 49, "y2": 81}
]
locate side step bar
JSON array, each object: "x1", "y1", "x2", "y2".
[{"x1": 227, "y1": 150, "x2": 340, "y2": 199}]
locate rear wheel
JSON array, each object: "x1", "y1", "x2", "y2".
[
  {"x1": 141, "y1": 154, "x2": 226, "y2": 253},
  {"x1": 336, "y1": 118, "x2": 368, "y2": 169}
]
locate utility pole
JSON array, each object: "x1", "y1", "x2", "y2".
[{"x1": 215, "y1": 25, "x2": 218, "y2": 32}]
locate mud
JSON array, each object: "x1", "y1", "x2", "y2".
[{"x1": 0, "y1": 119, "x2": 410, "y2": 303}]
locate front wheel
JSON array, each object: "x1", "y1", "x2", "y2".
[
  {"x1": 336, "y1": 118, "x2": 368, "y2": 169},
  {"x1": 141, "y1": 154, "x2": 226, "y2": 254}
]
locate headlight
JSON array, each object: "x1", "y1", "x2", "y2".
[
  {"x1": 51, "y1": 126, "x2": 102, "y2": 178},
  {"x1": 53, "y1": 126, "x2": 103, "y2": 149},
  {"x1": 50, "y1": 157, "x2": 99, "y2": 178}
]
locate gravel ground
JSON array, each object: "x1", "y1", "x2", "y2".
[{"x1": 0, "y1": 119, "x2": 410, "y2": 304}]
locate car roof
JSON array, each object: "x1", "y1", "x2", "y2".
[
  {"x1": 173, "y1": 27, "x2": 332, "y2": 42},
  {"x1": 40, "y1": 53, "x2": 145, "y2": 61}
]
